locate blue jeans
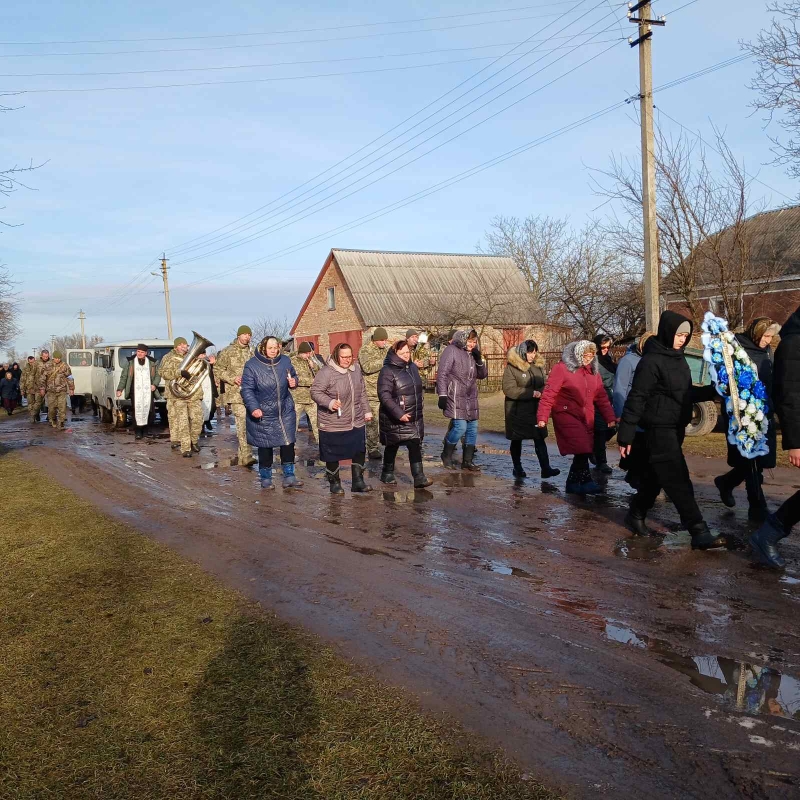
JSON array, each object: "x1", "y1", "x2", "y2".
[{"x1": 445, "y1": 419, "x2": 478, "y2": 446}]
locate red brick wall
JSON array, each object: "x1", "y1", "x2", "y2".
[{"x1": 667, "y1": 290, "x2": 800, "y2": 328}]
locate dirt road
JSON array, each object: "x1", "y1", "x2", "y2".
[{"x1": 4, "y1": 411, "x2": 799, "y2": 799}]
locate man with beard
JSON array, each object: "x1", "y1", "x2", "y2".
[{"x1": 117, "y1": 344, "x2": 159, "y2": 440}]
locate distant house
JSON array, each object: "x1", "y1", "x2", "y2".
[
  {"x1": 664, "y1": 205, "x2": 800, "y2": 324},
  {"x1": 290, "y1": 248, "x2": 571, "y2": 358}
]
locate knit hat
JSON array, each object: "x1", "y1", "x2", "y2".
[
  {"x1": 676, "y1": 321, "x2": 692, "y2": 336},
  {"x1": 237, "y1": 325, "x2": 252, "y2": 336},
  {"x1": 136, "y1": 343, "x2": 149, "y2": 352},
  {"x1": 53, "y1": 351, "x2": 63, "y2": 359},
  {"x1": 372, "y1": 327, "x2": 388, "y2": 342},
  {"x1": 298, "y1": 342, "x2": 312, "y2": 353},
  {"x1": 405, "y1": 328, "x2": 419, "y2": 338},
  {"x1": 174, "y1": 337, "x2": 188, "y2": 347}
]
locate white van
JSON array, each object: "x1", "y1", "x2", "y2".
[
  {"x1": 65, "y1": 349, "x2": 94, "y2": 399},
  {"x1": 91, "y1": 339, "x2": 174, "y2": 424}
]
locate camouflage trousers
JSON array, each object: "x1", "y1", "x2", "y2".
[
  {"x1": 28, "y1": 392, "x2": 43, "y2": 420},
  {"x1": 294, "y1": 401, "x2": 318, "y2": 441},
  {"x1": 47, "y1": 392, "x2": 68, "y2": 427},
  {"x1": 166, "y1": 398, "x2": 178, "y2": 443},
  {"x1": 366, "y1": 398, "x2": 380, "y2": 454},
  {"x1": 231, "y1": 402, "x2": 254, "y2": 463},
  {"x1": 171, "y1": 395, "x2": 204, "y2": 453}
]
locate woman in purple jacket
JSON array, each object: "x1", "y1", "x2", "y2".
[{"x1": 436, "y1": 329, "x2": 488, "y2": 470}]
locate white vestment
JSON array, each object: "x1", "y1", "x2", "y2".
[
  {"x1": 133, "y1": 358, "x2": 152, "y2": 427},
  {"x1": 200, "y1": 369, "x2": 213, "y2": 422}
]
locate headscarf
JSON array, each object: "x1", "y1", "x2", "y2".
[
  {"x1": 451, "y1": 329, "x2": 469, "y2": 349},
  {"x1": 331, "y1": 342, "x2": 355, "y2": 368},
  {"x1": 563, "y1": 340, "x2": 597, "y2": 372},
  {"x1": 745, "y1": 317, "x2": 780, "y2": 349},
  {"x1": 593, "y1": 334, "x2": 617, "y2": 374},
  {"x1": 515, "y1": 339, "x2": 537, "y2": 363},
  {"x1": 257, "y1": 336, "x2": 281, "y2": 356}
]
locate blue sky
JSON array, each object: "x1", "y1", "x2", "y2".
[{"x1": 2, "y1": 0, "x2": 795, "y2": 354}]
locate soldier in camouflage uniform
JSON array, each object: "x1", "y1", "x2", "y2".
[
  {"x1": 214, "y1": 325, "x2": 256, "y2": 466},
  {"x1": 39, "y1": 351, "x2": 74, "y2": 428},
  {"x1": 159, "y1": 337, "x2": 204, "y2": 457},
  {"x1": 358, "y1": 327, "x2": 391, "y2": 458},
  {"x1": 26, "y1": 350, "x2": 52, "y2": 423},
  {"x1": 406, "y1": 329, "x2": 433, "y2": 385},
  {"x1": 290, "y1": 342, "x2": 321, "y2": 441},
  {"x1": 20, "y1": 355, "x2": 37, "y2": 421}
]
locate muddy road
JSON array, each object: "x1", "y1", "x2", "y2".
[{"x1": 4, "y1": 411, "x2": 800, "y2": 799}]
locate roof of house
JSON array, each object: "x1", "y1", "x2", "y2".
[{"x1": 291, "y1": 249, "x2": 544, "y2": 333}]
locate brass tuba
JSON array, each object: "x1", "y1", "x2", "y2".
[{"x1": 169, "y1": 331, "x2": 214, "y2": 399}]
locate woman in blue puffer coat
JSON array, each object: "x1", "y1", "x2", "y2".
[{"x1": 241, "y1": 336, "x2": 300, "y2": 490}]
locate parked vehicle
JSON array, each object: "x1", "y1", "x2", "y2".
[
  {"x1": 684, "y1": 343, "x2": 719, "y2": 436},
  {"x1": 65, "y1": 349, "x2": 94, "y2": 402}
]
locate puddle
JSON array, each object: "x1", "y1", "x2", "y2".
[
  {"x1": 483, "y1": 560, "x2": 543, "y2": 583},
  {"x1": 323, "y1": 534, "x2": 401, "y2": 560},
  {"x1": 605, "y1": 622, "x2": 800, "y2": 719},
  {"x1": 780, "y1": 575, "x2": 800, "y2": 587},
  {"x1": 381, "y1": 489, "x2": 434, "y2": 504},
  {"x1": 200, "y1": 462, "x2": 218, "y2": 470}
]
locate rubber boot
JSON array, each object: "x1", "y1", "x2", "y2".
[
  {"x1": 380, "y1": 457, "x2": 397, "y2": 485},
  {"x1": 282, "y1": 462, "x2": 303, "y2": 489},
  {"x1": 577, "y1": 465, "x2": 601, "y2": 495},
  {"x1": 326, "y1": 466, "x2": 345, "y2": 495},
  {"x1": 441, "y1": 441, "x2": 458, "y2": 470},
  {"x1": 511, "y1": 445, "x2": 526, "y2": 479},
  {"x1": 535, "y1": 439, "x2": 560, "y2": 479},
  {"x1": 714, "y1": 474, "x2": 736, "y2": 508},
  {"x1": 410, "y1": 461, "x2": 432, "y2": 488},
  {"x1": 461, "y1": 444, "x2": 481, "y2": 472},
  {"x1": 624, "y1": 503, "x2": 655, "y2": 537},
  {"x1": 351, "y1": 463, "x2": 373, "y2": 493},
  {"x1": 749, "y1": 514, "x2": 787, "y2": 569},
  {"x1": 688, "y1": 522, "x2": 727, "y2": 550},
  {"x1": 259, "y1": 467, "x2": 274, "y2": 490}
]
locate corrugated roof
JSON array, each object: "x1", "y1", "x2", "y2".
[{"x1": 331, "y1": 249, "x2": 543, "y2": 326}]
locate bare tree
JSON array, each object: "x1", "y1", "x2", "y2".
[
  {"x1": 39, "y1": 333, "x2": 104, "y2": 354},
  {"x1": 0, "y1": 267, "x2": 19, "y2": 350},
  {"x1": 248, "y1": 315, "x2": 292, "y2": 345},
  {"x1": 744, "y1": 1, "x2": 800, "y2": 179},
  {"x1": 1, "y1": 95, "x2": 43, "y2": 229}
]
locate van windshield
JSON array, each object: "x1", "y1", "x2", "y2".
[
  {"x1": 117, "y1": 347, "x2": 171, "y2": 368},
  {"x1": 68, "y1": 351, "x2": 93, "y2": 367}
]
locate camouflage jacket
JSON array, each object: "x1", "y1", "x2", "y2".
[
  {"x1": 40, "y1": 361, "x2": 74, "y2": 394},
  {"x1": 158, "y1": 349, "x2": 186, "y2": 400},
  {"x1": 358, "y1": 341, "x2": 389, "y2": 399},
  {"x1": 289, "y1": 353, "x2": 321, "y2": 405},
  {"x1": 411, "y1": 344, "x2": 433, "y2": 372},
  {"x1": 20, "y1": 362, "x2": 37, "y2": 394},
  {"x1": 214, "y1": 339, "x2": 254, "y2": 404}
]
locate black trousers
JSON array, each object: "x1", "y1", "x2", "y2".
[
  {"x1": 630, "y1": 428, "x2": 703, "y2": 528},
  {"x1": 719, "y1": 462, "x2": 766, "y2": 508},
  {"x1": 593, "y1": 417, "x2": 611, "y2": 465},
  {"x1": 258, "y1": 443, "x2": 295, "y2": 469},
  {"x1": 383, "y1": 439, "x2": 423, "y2": 466},
  {"x1": 510, "y1": 438, "x2": 552, "y2": 470},
  {"x1": 776, "y1": 491, "x2": 800, "y2": 533}
]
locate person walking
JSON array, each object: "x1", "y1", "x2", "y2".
[
  {"x1": 537, "y1": 340, "x2": 616, "y2": 494},
  {"x1": 359, "y1": 328, "x2": 391, "y2": 459},
  {"x1": 592, "y1": 335, "x2": 617, "y2": 474},
  {"x1": 215, "y1": 326, "x2": 256, "y2": 466},
  {"x1": 159, "y1": 337, "x2": 204, "y2": 458},
  {"x1": 713, "y1": 317, "x2": 780, "y2": 521},
  {"x1": 406, "y1": 329, "x2": 433, "y2": 383},
  {"x1": 20, "y1": 356, "x2": 36, "y2": 415},
  {"x1": 241, "y1": 336, "x2": 301, "y2": 490},
  {"x1": 311, "y1": 342, "x2": 373, "y2": 495},
  {"x1": 0, "y1": 370, "x2": 19, "y2": 415},
  {"x1": 39, "y1": 351, "x2": 74, "y2": 429},
  {"x1": 437, "y1": 329, "x2": 488, "y2": 471},
  {"x1": 503, "y1": 340, "x2": 560, "y2": 480},
  {"x1": 749, "y1": 306, "x2": 800, "y2": 568},
  {"x1": 617, "y1": 311, "x2": 726, "y2": 550},
  {"x1": 290, "y1": 342, "x2": 322, "y2": 442},
  {"x1": 26, "y1": 350, "x2": 50, "y2": 424},
  {"x1": 116, "y1": 344, "x2": 159, "y2": 439},
  {"x1": 377, "y1": 339, "x2": 432, "y2": 488},
  {"x1": 10, "y1": 362, "x2": 22, "y2": 404}
]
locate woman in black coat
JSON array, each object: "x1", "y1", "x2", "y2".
[
  {"x1": 377, "y1": 339, "x2": 432, "y2": 488},
  {"x1": 618, "y1": 310, "x2": 726, "y2": 550},
  {"x1": 0, "y1": 370, "x2": 20, "y2": 415},
  {"x1": 713, "y1": 317, "x2": 780, "y2": 520},
  {"x1": 502, "y1": 340, "x2": 559, "y2": 480}
]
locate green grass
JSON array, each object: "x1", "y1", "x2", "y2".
[{"x1": 0, "y1": 449, "x2": 560, "y2": 800}]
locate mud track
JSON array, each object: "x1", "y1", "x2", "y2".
[{"x1": 5, "y1": 412, "x2": 800, "y2": 799}]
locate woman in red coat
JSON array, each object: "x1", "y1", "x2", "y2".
[{"x1": 537, "y1": 340, "x2": 616, "y2": 494}]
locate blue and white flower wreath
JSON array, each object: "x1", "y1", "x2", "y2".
[{"x1": 701, "y1": 311, "x2": 769, "y2": 459}]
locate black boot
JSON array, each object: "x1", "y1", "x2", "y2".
[
  {"x1": 534, "y1": 439, "x2": 560, "y2": 479},
  {"x1": 135, "y1": 428, "x2": 144, "y2": 440},
  {"x1": 688, "y1": 522, "x2": 727, "y2": 550},
  {"x1": 351, "y1": 463, "x2": 373, "y2": 493},
  {"x1": 461, "y1": 444, "x2": 481, "y2": 472},
  {"x1": 624, "y1": 504, "x2": 656, "y2": 537},
  {"x1": 511, "y1": 453, "x2": 526, "y2": 479},
  {"x1": 380, "y1": 457, "x2": 397, "y2": 485},
  {"x1": 410, "y1": 461, "x2": 432, "y2": 488},
  {"x1": 171, "y1": 442, "x2": 180, "y2": 450},
  {"x1": 326, "y1": 466, "x2": 345, "y2": 495},
  {"x1": 441, "y1": 441, "x2": 458, "y2": 470},
  {"x1": 714, "y1": 474, "x2": 736, "y2": 508},
  {"x1": 749, "y1": 514, "x2": 787, "y2": 569},
  {"x1": 745, "y1": 471, "x2": 768, "y2": 522}
]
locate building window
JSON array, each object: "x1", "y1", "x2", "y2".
[{"x1": 327, "y1": 287, "x2": 336, "y2": 310}]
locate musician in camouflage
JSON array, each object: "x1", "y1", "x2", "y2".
[
  {"x1": 406, "y1": 329, "x2": 433, "y2": 382},
  {"x1": 214, "y1": 325, "x2": 256, "y2": 466},
  {"x1": 39, "y1": 351, "x2": 74, "y2": 428},
  {"x1": 358, "y1": 327, "x2": 390, "y2": 458},
  {"x1": 20, "y1": 355, "x2": 38, "y2": 422},
  {"x1": 159, "y1": 337, "x2": 204, "y2": 457},
  {"x1": 290, "y1": 342, "x2": 321, "y2": 441}
]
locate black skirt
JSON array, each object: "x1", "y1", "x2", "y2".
[{"x1": 319, "y1": 426, "x2": 367, "y2": 462}]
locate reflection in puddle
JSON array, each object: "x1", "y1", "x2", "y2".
[
  {"x1": 605, "y1": 621, "x2": 800, "y2": 719},
  {"x1": 381, "y1": 489, "x2": 435, "y2": 504},
  {"x1": 483, "y1": 560, "x2": 542, "y2": 583}
]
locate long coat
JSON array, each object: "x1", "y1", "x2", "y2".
[
  {"x1": 502, "y1": 347, "x2": 547, "y2": 441},
  {"x1": 117, "y1": 356, "x2": 160, "y2": 400},
  {"x1": 0, "y1": 377, "x2": 19, "y2": 400},
  {"x1": 537, "y1": 342, "x2": 616, "y2": 456},
  {"x1": 377, "y1": 350, "x2": 425, "y2": 445},
  {"x1": 774, "y1": 306, "x2": 800, "y2": 451},
  {"x1": 310, "y1": 360, "x2": 370, "y2": 433},
  {"x1": 240, "y1": 352, "x2": 298, "y2": 448},
  {"x1": 435, "y1": 340, "x2": 488, "y2": 421}
]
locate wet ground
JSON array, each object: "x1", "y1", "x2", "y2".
[{"x1": 4, "y1": 411, "x2": 800, "y2": 799}]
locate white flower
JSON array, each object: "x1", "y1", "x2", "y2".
[
  {"x1": 741, "y1": 415, "x2": 752, "y2": 429},
  {"x1": 747, "y1": 422, "x2": 758, "y2": 435},
  {"x1": 739, "y1": 399, "x2": 748, "y2": 410},
  {"x1": 701, "y1": 333, "x2": 711, "y2": 347},
  {"x1": 746, "y1": 402, "x2": 757, "y2": 416},
  {"x1": 722, "y1": 331, "x2": 735, "y2": 342},
  {"x1": 735, "y1": 348, "x2": 747, "y2": 360},
  {"x1": 756, "y1": 410, "x2": 764, "y2": 422}
]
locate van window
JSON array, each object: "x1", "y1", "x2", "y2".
[
  {"x1": 117, "y1": 346, "x2": 171, "y2": 368},
  {"x1": 68, "y1": 351, "x2": 93, "y2": 367}
]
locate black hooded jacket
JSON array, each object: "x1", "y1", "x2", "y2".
[
  {"x1": 774, "y1": 305, "x2": 800, "y2": 450},
  {"x1": 377, "y1": 349, "x2": 425, "y2": 445},
  {"x1": 618, "y1": 311, "x2": 716, "y2": 446}
]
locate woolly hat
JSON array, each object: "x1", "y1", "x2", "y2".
[
  {"x1": 405, "y1": 328, "x2": 419, "y2": 338},
  {"x1": 372, "y1": 327, "x2": 388, "y2": 342},
  {"x1": 237, "y1": 325, "x2": 252, "y2": 336},
  {"x1": 136, "y1": 343, "x2": 149, "y2": 352},
  {"x1": 53, "y1": 350, "x2": 63, "y2": 359},
  {"x1": 174, "y1": 336, "x2": 188, "y2": 347},
  {"x1": 298, "y1": 342, "x2": 313, "y2": 354}
]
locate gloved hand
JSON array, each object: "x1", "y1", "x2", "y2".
[
  {"x1": 471, "y1": 348, "x2": 482, "y2": 363},
  {"x1": 181, "y1": 369, "x2": 191, "y2": 381},
  {"x1": 437, "y1": 396, "x2": 447, "y2": 410}
]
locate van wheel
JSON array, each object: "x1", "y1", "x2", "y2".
[
  {"x1": 100, "y1": 404, "x2": 113, "y2": 424},
  {"x1": 686, "y1": 401, "x2": 717, "y2": 436}
]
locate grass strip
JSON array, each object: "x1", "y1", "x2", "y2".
[{"x1": 0, "y1": 449, "x2": 560, "y2": 800}]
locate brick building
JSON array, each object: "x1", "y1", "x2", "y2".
[
  {"x1": 290, "y1": 248, "x2": 571, "y2": 358},
  {"x1": 664, "y1": 205, "x2": 800, "y2": 325}
]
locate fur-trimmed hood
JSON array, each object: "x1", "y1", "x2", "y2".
[
  {"x1": 561, "y1": 340, "x2": 598, "y2": 374},
  {"x1": 506, "y1": 347, "x2": 545, "y2": 372}
]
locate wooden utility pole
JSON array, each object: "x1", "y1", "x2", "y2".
[
  {"x1": 629, "y1": 1, "x2": 665, "y2": 332},
  {"x1": 152, "y1": 254, "x2": 173, "y2": 340},
  {"x1": 50, "y1": 335, "x2": 56, "y2": 354},
  {"x1": 78, "y1": 309, "x2": 86, "y2": 349}
]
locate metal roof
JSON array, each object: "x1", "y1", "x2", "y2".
[{"x1": 331, "y1": 249, "x2": 543, "y2": 326}]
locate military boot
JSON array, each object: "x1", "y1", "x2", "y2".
[{"x1": 351, "y1": 463, "x2": 373, "y2": 493}]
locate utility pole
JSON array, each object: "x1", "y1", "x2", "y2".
[
  {"x1": 78, "y1": 309, "x2": 86, "y2": 349},
  {"x1": 50, "y1": 335, "x2": 56, "y2": 354},
  {"x1": 629, "y1": 1, "x2": 665, "y2": 332},
  {"x1": 152, "y1": 254, "x2": 173, "y2": 340}
]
